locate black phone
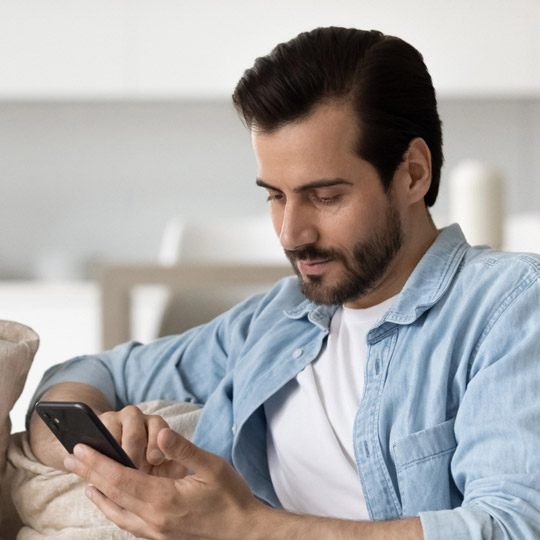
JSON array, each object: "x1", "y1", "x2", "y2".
[{"x1": 35, "y1": 401, "x2": 136, "y2": 469}]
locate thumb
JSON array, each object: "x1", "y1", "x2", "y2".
[{"x1": 157, "y1": 428, "x2": 211, "y2": 473}]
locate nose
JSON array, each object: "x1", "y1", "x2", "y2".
[{"x1": 276, "y1": 199, "x2": 318, "y2": 251}]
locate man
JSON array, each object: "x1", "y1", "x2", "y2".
[{"x1": 29, "y1": 27, "x2": 540, "y2": 539}]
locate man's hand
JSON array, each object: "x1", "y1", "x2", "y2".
[
  {"x1": 64, "y1": 428, "x2": 424, "y2": 540},
  {"x1": 30, "y1": 382, "x2": 113, "y2": 470},
  {"x1": 98, "y1": 406, "x2": 170, "y2": 472},
  {"x1": 65, "y1": 429, "x2": 423, "y2": 540},
  {"x1": 64, "y1": 428, "x2": 264, "y2": 540},
  {"x1": 29, "y1": 383, "x2": 169, "y2": 473}
]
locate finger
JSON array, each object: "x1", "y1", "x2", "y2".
[
  {"x1": 99, "y1": 411, "x2": 122, "y2": 444},
  {"x1": 65, "y1": 444, "x2": 150, "y2": 513},
  {"x1": 157, "y1": 428, "x2": 218, "y2": 474},
  {"x1": 118, "y1": 406, "x2": 148, "y2": 468},
  {"x1": 85, "y1": 485, "x2": 155, "y2": 540},
  {"x1": 145, "y1": 415, "x2": 169, "y2": 466},
  {"x1": 151, "y1": 457, "x2": 189, "y2": 480}
]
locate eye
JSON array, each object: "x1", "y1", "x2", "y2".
[
  {"x1": 313, "y1": 194, "x2": 342, "y2": 205},
  {"x1": 266, "y1": 192, "x2": 285, "y2": 204}
]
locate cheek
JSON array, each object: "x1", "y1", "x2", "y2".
[{"x1": 327, "y1": 203, "x2": 382, "y2": 245}]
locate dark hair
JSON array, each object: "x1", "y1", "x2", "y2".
[{"x1": 232, "y1": 27, "x2": 443, "y2": 207}]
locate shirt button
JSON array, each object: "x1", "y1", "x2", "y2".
[
  {"x1": 293, "y1": 348, "x2": 303, "y2": 359},
  {"x1": 231, "y1": 424, "x2": 237, "y2": 435}
]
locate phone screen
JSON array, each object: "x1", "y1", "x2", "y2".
[{"x1": 35, "y1": 401, "x2": 136, "y2": 469}]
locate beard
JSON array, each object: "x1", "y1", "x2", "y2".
[{"x1": 285, "y1": 201, "x2": 404, "y2": 306}]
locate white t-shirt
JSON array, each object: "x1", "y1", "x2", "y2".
[{"x1": 264, "y1": 296, "x2": 396, "y2": 519}]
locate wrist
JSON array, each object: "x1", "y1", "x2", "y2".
[
  {"x1": 29, "y1": 382, "x2": 112, "y2": 469},
  {"x1": 243, "y1": 504, "x2": 320, "y2": 540}
]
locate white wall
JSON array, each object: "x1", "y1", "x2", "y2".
[
  {"x1": 1, "y1": 0, "x2": 539, "y2": 280},
  {"x1": 0, "y1": 0, "x2": 539, "y2": 98},
  {"x1": 438, "y1": 99, "x2": 540, "y2": 219},
  {"x1": 0, "y1": 101, "x2": 261, "y2": 279},
  {"x1": 1, "y1": 0, "x2": 539, "y2": 430},
  {"x1": 0, "y1": 99, "x2": 540, "y2": 280},
  {"x1": 1, "y1": 98, "x2": 539, "y2": 279}
]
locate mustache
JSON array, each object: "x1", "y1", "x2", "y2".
[{"x1": 284, "y1": 245, "x2": 344, "y2": 263}]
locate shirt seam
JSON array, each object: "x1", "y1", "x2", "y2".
[
  {"x1": 373, "y1": 329, "x2": 402, "y2": 517},
  {"x1": 396, "y1": 445, "x2": 457, "y2": 472},
  {"x1": 467, "y1": 271, "x2": 540, "y2": 380}
]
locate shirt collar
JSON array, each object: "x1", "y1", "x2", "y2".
[
  {"x1": 382, "y1": 223, "x2": 469, "y2": 325},
  {"x1": 285, "y1": 299, "x2": 337, "y2": 331},
  {"x1": 284, "y1": 224, "x2": 469, "y2": 329}
]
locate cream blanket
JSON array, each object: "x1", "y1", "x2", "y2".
[{"x1": 7, "y1": 400, "x2": 201, "y2": 539}]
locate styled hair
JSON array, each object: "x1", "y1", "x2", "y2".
[{"x1": 232, "y1": 27, "x2": 443, "y2": 207}]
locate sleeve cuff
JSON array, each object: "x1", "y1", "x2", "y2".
[
  {"x1": 26, "y1": 355, "x2": 117, "y2": 429},
  {"x1": 419, "y1": 507, "x2": 494, "y2": 540}
]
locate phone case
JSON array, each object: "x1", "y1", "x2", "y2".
[{"x1": 35, "y1": 401, "x2": 136, "y2": 468}]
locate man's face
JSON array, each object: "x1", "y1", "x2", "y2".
[{"x1": 253, "y1": 103, "x2": 405, "y2": 308}]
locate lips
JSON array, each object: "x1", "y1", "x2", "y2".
[{"x1": 296, "y1": 259, "x2": 333, "y2": 276}]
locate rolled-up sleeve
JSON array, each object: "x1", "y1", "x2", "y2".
[
  {"x1": 27, "y1": 292, "x2": 264, "y2": 427},
  {"x1": 421, "y1": 270, "x2": 540, "y2": 538}
]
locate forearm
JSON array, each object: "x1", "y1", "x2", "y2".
[
  {"x1": 249, "y1": 506, "x2": 423, "y2": 540},
  {"x1": 29, "y1": 382, "x2": 112, "y2": 470}
]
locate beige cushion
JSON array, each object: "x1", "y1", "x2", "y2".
[
  {"x1": 9, "y1": 400, "x2": 201, "y2": 539},
  {"x1": 0, "y1": 321, "x2": 39, "y2": 539}
]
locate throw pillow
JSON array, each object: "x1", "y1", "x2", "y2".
[{"x1": 0, "y1": 321, "x2": 39, "y2": 539}]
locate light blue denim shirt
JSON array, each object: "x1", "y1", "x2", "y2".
[{"x1": 31, "y1": 224, "x2": 540, "y2": 539}]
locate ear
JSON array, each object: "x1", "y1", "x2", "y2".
[{"x1": 400, "y1": 137, "x2": 432, "y2": 205}]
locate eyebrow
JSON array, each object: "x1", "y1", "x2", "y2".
[{"x1": 255, "y1": 177, "x2": 353, "y2": 193}]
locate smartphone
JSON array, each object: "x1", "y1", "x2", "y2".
[{"x1": 35, "y1": 401, "x2": 136, "y2": 469}]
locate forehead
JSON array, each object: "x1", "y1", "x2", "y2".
[{"x1": 252, "y1": 103, "x2": 363, "y2": 183}]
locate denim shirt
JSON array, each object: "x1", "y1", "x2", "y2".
[{"x1": 32, "y1": 224, "x2": 540, "y2": 539}]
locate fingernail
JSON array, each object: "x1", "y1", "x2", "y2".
[
  {"x1": 163, "y1": 430, "x2": 176, "y2": 449},
  {"x1": 74, "y1": 445, "x2": 86, "y2": 458},
  {"x1": 64, "y1": 456, "x2": 77, "y2": 471},
  {"x1": 85, "y1": 487, "x2": 93, "y2": 500},
  {"x1": 149, "y1": 449, "x2": 164, "y2": 463}
]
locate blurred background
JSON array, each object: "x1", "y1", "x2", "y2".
[{"x1": 1, "y1": 0, "x2": 539, "y2": 430}]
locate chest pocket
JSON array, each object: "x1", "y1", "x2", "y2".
[{"x1": 392, "y1": 418, "x2": 462, "y2": 517}]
